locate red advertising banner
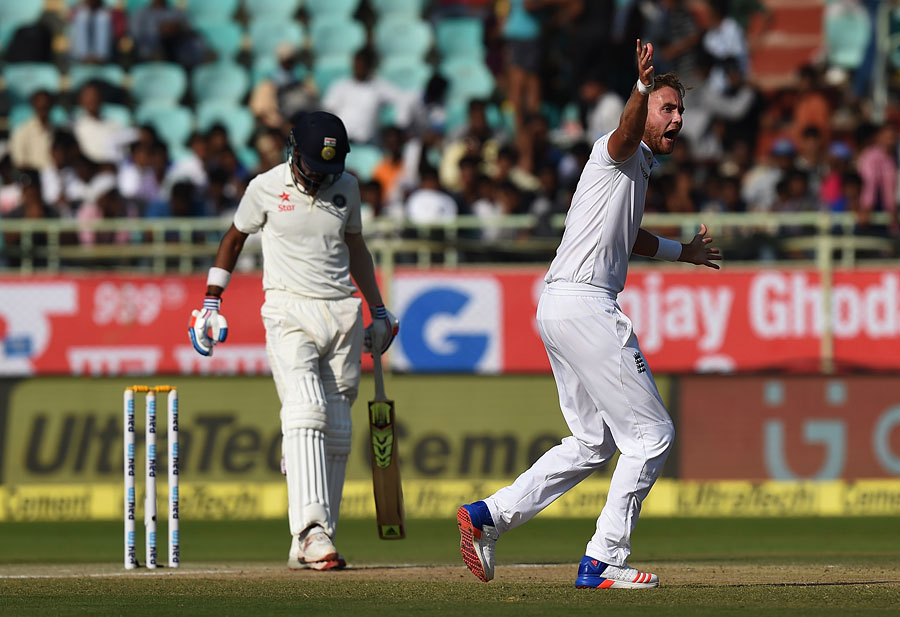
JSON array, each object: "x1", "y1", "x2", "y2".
[
  {"x1": 0, "y1": 267, "x2": 899, "y2": 375},
  {"x1": 678, "y1": 376, "x2": 900, "y2": 480}
]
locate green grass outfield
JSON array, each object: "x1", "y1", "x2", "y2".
[{"x1": 1, "y1": 517, "x2": 899, "y2": 616}]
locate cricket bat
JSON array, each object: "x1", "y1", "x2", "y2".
[{"x1": 368, "y1": 346, "x2": 405, "y2": 540}]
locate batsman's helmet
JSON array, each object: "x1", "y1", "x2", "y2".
[{"x1": 288, "y1": 111, "x2": 351, "y2": 176}]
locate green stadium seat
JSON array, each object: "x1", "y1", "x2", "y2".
[
  {"x1": 248, "y1": 18, "x2": 305, "y2": 60},
  {"x1": 374, "y1": 16, "x2": 433, "y2": 60},
  {"x1": 2, "y1": 63, "x2": 61, "y2": 105},
  {"x1": 824, "y1": 5, "x2": 872, "y2": 70},
  {"x1": 371, "y1": 0, "x2": 426, "y2": 17},
  {"x1": 309, "y1": 16, "x2": 366, "y2": 58},
  {"x1": 305, "y1": 0, "x2": 360, "y2": 19},
  {"x1": 196, "y1": 102, "x2": 256, "y2": 149},
  {"x1": 436, "y1": 17, "x2": 485, "y2": 61},
  {"x1": 69, "y1": 64, "x2": 126, "y2": 91},
  {"x1": 0, "y1": 0, "x2": 44, "y2": 26},
  {"x1": 312, "y1": 54, "x2": 352, "y2": 97},
  {"x1": 185, "y1": 0, "x2": 240, "y2": 21},
  {"x1": 243, "y1": 0, "x2": 302, "y2": 21},
  {"x1": 135, "y1": 103, "x2": 194, "y2": 149},
  {"x1": 0, "y1": 21, "x2": 20, "y2": 53},
  {"x1": 378, "y1": 56, "x2": 433, "y2": 91},
  {"x1": 130, "y1": 62, "x2": 188, "y2": 105},
  {"x1": 194, "y1": 21, "x2": 244, "y2": 60},
  {"x1": 251, "y1": 55, "x2": 308, "y2": 85},
  {"x1": 100, "y1": 103, "x2": 134, "y2": 126},
  {"x1": 191, "y1": 62, "x2": 250, "y2": 104},
  {"x1": 440, "y1": 57, "x2": 495, "y2": 102},
  {"x1": 9, "y1": 104, "x2": 70, "y2": 131},
  {"x1": 345, "y1": 143, "x2": 383, "y2": 182}
]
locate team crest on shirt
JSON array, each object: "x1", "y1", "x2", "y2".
[{"x1": 333, "y1": 194, "x2": 346, "y2": 208}]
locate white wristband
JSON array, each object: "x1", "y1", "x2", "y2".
[
  {"x1": 207, "y1": 267, "x2": 231, "y2": 290},
  {"x1": 636, "y1": 78, "x2": 653, "y2": 95},
  {"x1": 654, "y1": 237, "x2": 682, "y2": 261}
]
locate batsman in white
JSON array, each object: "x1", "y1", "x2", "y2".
[
  {"x1": 458, "y1": 41, "x2": 721, "y2": 588},
  {"x1": 188, "y1": 111, "x2": 398, "y2": 570}
]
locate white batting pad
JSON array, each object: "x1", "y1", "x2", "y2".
[{"x1": 284, "y1": 427, "x2": 331, "y2": 537}]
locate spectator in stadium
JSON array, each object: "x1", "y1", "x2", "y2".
[
  {"x1": 117, "y1": 140, "x2": 157, "y2": 212},
  {"x1": 359, "y1": 179, "x2": 384, "y2": 225},
  {"x1": 518, "y1": 112, "x2": 564, "y2": 175},
  {"x1": 529, "y1": 164, "x2": 566, "y2": 237},
  {"x1": 856, "y1": 123, "x2": 899, "y2": 233},
  {"x1": 72, "y1": 82, "x2": 134, "y2": 165},
  {"x1": 162, "y1": 133, "x2": 208, "y2": 199},
  {"x1": 41, "y1": 131, "x2": 83, "y2": 216},
  {"x1": 405, "y1": 166, "x2": 458, "y2": 224},
  {"x1": 10, "y1": 91, "x2": 55, "y2": 172},
  {"x1": 742, "y1": 137, "x2": 796, "y2": 212},
  {"x1": 577, "y1": 72, "x2": 625, "y2": 143},
  {"x1": 701, "y1": 0, "x2": 749, "y2": 93},
  {"x1": 819, "y1": 141, "x2": 854, "y2": 212},
  {"x1": 791, "y1": 66, "x2": 832, "y2": 147},
  {"x1": 794, "y1": 126, "x2": 828, "y2": 196},
  {"x1": 69, "y1": 0, "x2": 115, "y2": 64},
  {"x1": 440, "y1": 100, "x2": 502, "y2": 191},
  {"x1": 492, "y1": 144, "x2": 540, "y2": 193},
  {"x1": 4, "y1": 170, "x2": 58, "y2": 268},
  {"x1": 250, "y1": 43, "x2": 319, "y2": 131},
  {"x1": 371, "y1": 127, "x2": 409, "y2": 206},
  {"x1": 323, "y1": 49, "x2": 418, "y2": 145},
  {"x1": 501, "y1": 0, "x2": 546, "y2": 133},
  {"x1": 0, "y1": 156, "x2": 24, "y2": 215},
  {"x1": 643, "y1": 0, "x2": 703, "y2": 86},
  {"x1": 452, "y1": 155, "x2": 483, "y2": 214},
  {"x1": 77, "y1": 172, "x2": 136, "y2": 246},
  {"x1": 130, "y1": 0, "x2": 204, "y2": 66}
]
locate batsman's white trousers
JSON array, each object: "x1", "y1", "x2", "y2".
[
  {"x1": 262, "y1": 290, "x2": 363, "y2": 538},
  {"x1": 485, "y1": 282, "x2": 674, "y2": 566}
]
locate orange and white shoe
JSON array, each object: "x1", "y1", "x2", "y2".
[
  {"x1": 457, "y1": 501, "x2": 499, "y2": 582},
  {"x1": 574, "y1": 556, "x2": 659, "y2": 589},
  {"x1": 287, "y1": 528, "x2": 346, "y2": 571}
]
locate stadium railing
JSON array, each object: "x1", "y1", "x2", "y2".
[{"x1": 0, "y1": 211, "x2": 897, "y2": 274}]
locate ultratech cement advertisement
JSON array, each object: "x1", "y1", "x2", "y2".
[
  {"x1": 1, "y1": 376, "x2": 899, "y2": 521},
  {"x1": 2, "y1": 268, "x2": 900, "y2": 376}
]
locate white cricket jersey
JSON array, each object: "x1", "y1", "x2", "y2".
[
  {"x1": 233, "y1": 163, "x2": 362, "y2": 299},
  {"x1": 545, "y1": 132, "x2": 657, "y2": 296}
]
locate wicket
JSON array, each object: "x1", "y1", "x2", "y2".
[{"x1": 123, "y1": 385, "x2": 179, "y2": 570}]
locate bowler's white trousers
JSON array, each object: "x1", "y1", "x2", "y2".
[{"x1": 485, "y1": 282, "x2": 674, "y2": 566}]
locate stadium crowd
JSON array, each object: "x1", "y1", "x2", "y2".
[{"x1": 0, "y1": 0, "x2": 897, "y2": 263}]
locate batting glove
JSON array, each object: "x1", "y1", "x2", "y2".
[
  {"x1": 363, "y1": 304, "x2": 399, "y2": 354},
  {"x1": 189, "y1": 296, "x2": 229, "y2": 356}
]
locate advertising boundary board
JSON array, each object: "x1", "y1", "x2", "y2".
[{"x1": 2, "y1": 479, "x2": 900, "y2": 521}]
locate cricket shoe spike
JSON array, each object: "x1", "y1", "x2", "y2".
[
  {"x1": 575, "y1": 556, "x2": 659, "y2": 589},
  {"x1": 457, "y1": 501, "x2": 499, "y2": 582}
]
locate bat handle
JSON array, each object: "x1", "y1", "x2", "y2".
[{"x1": 372, "y1": 346, "x2": 386, "y2": 401}]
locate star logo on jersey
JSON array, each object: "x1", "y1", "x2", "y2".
[{"x1": 278, "y1": 191, "x2": 295, "y2": 212}]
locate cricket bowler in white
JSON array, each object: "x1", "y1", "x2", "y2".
[
  {"x1": 188, "y1": 111, "x2": 398, "y2": 571},
  {"x1": 458, "y1": 41, "x2": 721, "y2": 588}
]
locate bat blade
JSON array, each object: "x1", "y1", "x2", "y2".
[{"x1": 368, "y1": 397, "x2": 405, "y2": 540}]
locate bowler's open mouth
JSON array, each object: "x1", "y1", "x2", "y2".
[{"x1": 663, "y1": 129, "x2": 679, "y2": 143}]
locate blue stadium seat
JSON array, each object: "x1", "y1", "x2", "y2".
[
  {"x1": 100, "y1": 103, "x2": 134, "y2": 127},
  {"x1": 191, "y1": 62, "x2": 250, "y2": 104},
  {"x1": 248, "y1": 18, "x2": 305, "y2": 60},
  {"x1": 305, "y1": 0, "x2": 360, "y2": 19},
  {"x1": 194, "y1": 21, "x2": 244, "y2": 60},
  {"x1": 185, "y1": 0, "x2": 240, "y2": 21},
  {"x1": 0, "y1": 21, "x2": 20, "y2": 53},
  {"x1": 440, "y1": 57, "x2": 495, "y2": 101},
  {"x1": 135, "y1": 103, "x2": 194, "y2": 149},
  {"x1": 312, "y1": 55, "x2": 353, "y2": 97},
  {"x1": 436, "y1": 17, "x2": 485, "y2": 61},
  {"x1": 309, "y1": 16, "x2": 366, "y2": 58},
  {"x1": 379, "y1": 56, "x2": 433, "y2": 91},
  {"x1": 196, "y1": 102, "x2": 256, "y2": 149},
  {"x1": 69, "y1": 64, "x2": 126, "y2": 91},
  {"x1": 374, "y1": 16, "x2": 433, "y2": 60},
  {"x1": 371, "y1": 0, "x2": 426, "y2": 17},
  {"x1": 345, "y1": 143, "x2": 383, "y2": 182},
  {"x1": 2, "y1": 64, "x2": 61, "y2": 105},
  {"x1": 825, "y1": 4, "x2": 872, "y2": 70},
  {"x1": 251, "y1": 55, "x2": 308, "y2": 85},
  {"x1": 130, "y1": 62, "x2": 188, "y2": 105},
  {"x1": 243, "y1": 0, "x2": 302, "y2": 21},
  {"x1": 9, "y1": 104, "x2": 69, "y2": 132}
]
